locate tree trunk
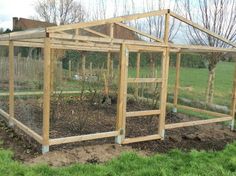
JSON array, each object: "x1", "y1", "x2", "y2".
[{"x1": 206, "y1": 66, "x2": 216, "y2": 104}]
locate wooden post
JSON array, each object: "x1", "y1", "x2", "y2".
[
  {"x1": 17, "y1": 52, "x2": 21, "y2": 60},
  {"x1": 82, "y1": 53, "x2": 86, "y2": 77},
  {"x1": 150, "y1": 54, "x2": 156, "y2": 91},
  {"x1": 110, "y1": 23, "x2": 114, "y2": 40},
  {"x1": 50, "y1": 49, "x2": 55, "y2": 91},
  {"x1": 135, "y1": 52, "x2": 141, "y2": 97},
  {"x1": 231, "y1": 61, "x2": 236, "y2": 130},
  {"x1": 115, "y1": 43, "x2": 129, "y2": 144},
  {"x1": 42, "y1": 38, "x2": 51, "y2": 154},
  {"x1": 173, "y1": 52, "x2": 181, "y2": 112},
  {"x1": 107, "y1": 52, "x2": 111, "y2": 75},
  {"x1": 158, "y1": 11, "x2": 170, "y2": 139},
  {"x1": 111, "y1": 59, "x2": 114, "y2": 78},
  {"x1": 68, "y1": 60, "x2": 72, "y2": 78},
  {"x1": 59, "y1": 61, "x2": 63, "y2": 86},
  {"x1": 9, "y1": 41, "x2": 14, "y2": 126},
  {"x1": 90, "y1": 62, "x2": 93, "y2": 75}
]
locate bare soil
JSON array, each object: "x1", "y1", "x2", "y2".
[{"x1": 0, "y1": 97, "x2": 236, "y2": 167}]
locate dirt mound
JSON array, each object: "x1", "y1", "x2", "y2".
[{"x1": 26, "y1": 144, "x2": 145, "y2": 166}]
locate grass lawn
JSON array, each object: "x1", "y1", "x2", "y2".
[
  {"x1": 0, "y1": 141, "x2": 235, "y2": 176},
  {"x1": 127, "y1": 61, "x2": 234, "y2": 107},
  {"x1": 168, "y1": 61, "x2": 234, "y2": 107}
]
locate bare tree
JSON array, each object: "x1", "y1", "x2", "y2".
[
  {"x1": 181, "y1": 0, "x2": 236, "y2": 104},
  {"x1": 34, "y1": 0, "x2": 86, "y2": 25}
]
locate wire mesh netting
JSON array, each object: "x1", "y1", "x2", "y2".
[
  {"x1": 0, "y1": 55, "x2": 9, "y2": 113},
  {"x1": 13, "y1": 52, "x2": 44, "y2": 135},
  {"x1": 49, "y1": 51, "x2": 120, "y2": 138},
  {"x1": 125, "y1": 52, "x2": 163, "y2": 137}
]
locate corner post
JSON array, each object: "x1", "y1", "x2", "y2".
[
  {"x1": 158, "y1": 10, "x2": 170, "y2": 139},
  {"x1": 115, "y1": 43, "x2": 129, "y2": 144},
  {"x1": 9, "y1": 41, "x2": 14, "y2": 127},
  {"x1": 42, "y1": 37, "x2": 51, "y2": 154},
  {"x1": 230, "y1": 61, "x2": 236, "y2": 130},
  {"x1": 173, "y1": 52, "x2": 181, "y2": 113}
]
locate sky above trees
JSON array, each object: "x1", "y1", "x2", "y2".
[{"x1": 0, "y1": 0, "x2": 175, "y2": 29}]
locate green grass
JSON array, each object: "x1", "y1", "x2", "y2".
[
  {"x1": 0, "y1": 141, "x2": 236, "y2": 176},
  {"x1": 127, "y1": 61, "x2": 234, "y2": 107},
  {"x1": 168, "y1": 61, "x2": 234, "y2": 107}
]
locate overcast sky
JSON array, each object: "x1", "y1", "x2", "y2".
[
  {"x1": 0, "y1": 0, "x2": 36, "y2": 29},
  {"x1": 0, "y1": 0, "x2": 175, "y2": 30}
]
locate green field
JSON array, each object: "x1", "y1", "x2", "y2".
[
  {"x1": 127, "y1": 61, "x2": 234, "y2": 107},
  {"x1": 0, "y1": 141, "x2": 236, "y2": 176}
]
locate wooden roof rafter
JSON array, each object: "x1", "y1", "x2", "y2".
[
  {"x1": 0, "y1": 28, "x2": 46, "y2": 41},
  {"x1": 0, "y1": 9, "x2": 235, "y2": 54},
  {"x1": 82, "y1": 28, "x2": 110, "y2": 38},
  {"x1": 169, "y1": 11, "x2": 236, "y2": 48},
  {"x1": 46, "y1": 9, "x2": 168, "y2": 33},
  {"x1": 115, "y1": 22, "x2": 163, "y2": 43}
]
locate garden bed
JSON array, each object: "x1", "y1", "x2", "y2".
[{"x1": 0, "y1": 96, "x2": 235, "y2": 166}]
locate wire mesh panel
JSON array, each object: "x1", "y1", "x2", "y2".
[
  {"x1": 125, "y1": 52, "x2": 163, "y2": 138},
  {"x1": 14, "y1": 51, "x2": 44, "y2": 135},
  {"x1": 0, "y1": 55, "x2": 9, "y2": 113},
  {"x1": 49, "y1": 51, "x2": 120, "y2": 139},
  {"x1": 169, "y1": 56, "x2": 234, "y2": 114}
]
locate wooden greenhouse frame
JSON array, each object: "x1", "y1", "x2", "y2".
[{"x1": 0, "y1": 9, "x2": 236, "y2": 153}]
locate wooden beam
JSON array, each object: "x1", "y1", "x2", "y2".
[
  {"x1": 9, "y1": 41, "x2": 14, "y2": 125},
  {"x1": 164, "y1": 12, "x2": 170, "y2": 44},
  {"x1": 107, "y1": 52, "x2": 111, "y2": 75},
  {"x1": 0, "y1": 109, "x2": 42, "y2": 143},
  {"x1": 0, "y1": 28, "x2": 46, "y2": 41},
  {"x1": 128, "y1": 78, "x2": 162, "y2": 83},
  {"x1": 158, "y1": 12, "x2": 170, "y2": 139},
  {"x1": 0, "y1": 41, "x2": 9, "y2": 46},
  {"x1": 174, "y1": 44, "x2": 236, "y2": 53},
  {"x1": 110, "y1": 23, "x2": 114, "y2": 40},
  {"x1": 230, "y1": 61, "x2": 236, "y2": 130},
  {"x1": 0, "y1": 33, "x2": 10, "y2": 41},
  {"x1": 122, "y1": 134, "x2": 161, "y2": 144},
  {"x1": 165, "y1": 116, "x2": 232, "y2": 129},
  {"x1": 127, "y1": 45, "x2": 166, "y2": 52},
  {"x1": 82, "y1": 53, "x2": 86, "y2": 76},
  {"x1": 126, "y1": 110, "x2": 161, "y2": 117},
  {"x1": 68, "y1": 60, "x2": 72, "y2": 78},
  {"x1": 0, "y1": 109, "x2": 10, "y2": 121},
  {"x1": 42, "y1": 38, "x2": 51, "y2": 152},
  {"x1": 47, "y1": 9, "x2": 168, "y2": 32},
  {"x1": 116, "y1": 43, "x2": 129, "y2": 144},
  {"x1": 49, "y1": 131, "x2": 119, "y2": 146},
  {"x1": 170, "y1": 11, "x2": 236, "y2": 47},
  {"x1": 50, "y1": 49, "x2": 55, "y2": 91},
  {"x1": 0, "y1": 90, "x2": 93, "y2": 97},
  {"x1": 173, "y1": 52, "x2": 181, "y2": 111},
  {"x1": 51, "y1": 43, "x2": 118, "y2": 52},
  {"x1": 115, "y1": 22, "x2": 163, "y2": 42},
  {"x1": 49, "y1": 33, "x2": 166, "y2": 47},
  {"x1": 83, "y1": 28, "x2": 110, "y2": 38},
  {"x1": 11, "y1": 117, "x2": 43, "y2": 143},
  {"x1": 175, "y1": 104, "x2": 230, "y2": 117}
]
